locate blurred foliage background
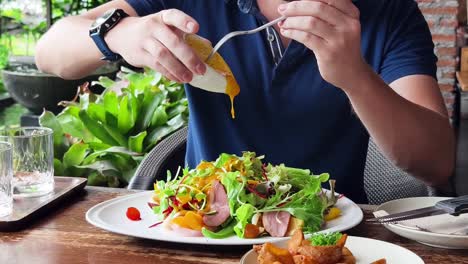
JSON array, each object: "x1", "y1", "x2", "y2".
[
  {"x1": 0, "y1": 0, "x2": 108, "y2": 91},
  {"x1": 0, "y1": 0, "x2": 107, "y2": 129}
]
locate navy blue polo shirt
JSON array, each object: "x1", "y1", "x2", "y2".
[{"x1": 125, "y1": 0, "x2": 437, "y2": 203}]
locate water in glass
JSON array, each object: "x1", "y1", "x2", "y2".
[
  {"x1": 0, "y1": 127, "x2": 54, "y2": 198},
  {"x1": 0, "y1": 142, "x2": 13, "y2": 217}
]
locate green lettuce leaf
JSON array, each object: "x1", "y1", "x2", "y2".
[
  {"x1": 234, "y1": 204, "x2": 255, "y2": 238},
  {"x1": 220, "y1": 171, "x2": 243, "y2": 215}
]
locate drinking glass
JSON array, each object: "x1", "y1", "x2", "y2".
[
  {"x1": 0, "y1": 127, "x2": 54, "y2": 198},
  {"x1": 0, "y1": 142, "x2": 13, "y2": 217}
]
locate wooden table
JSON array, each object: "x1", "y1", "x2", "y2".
[{"x1": 1, "y1": 187, "x2": 467, "y2": 264}]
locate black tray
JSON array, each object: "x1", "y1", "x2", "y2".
[{"x1": 0, "y1": 176, "x2": 87, "y2": 231}]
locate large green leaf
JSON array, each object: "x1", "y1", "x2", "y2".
[
  {"x1": 39, "y1": 110, "x2": 64, "y2": 144},
  {"x1": 106, "y1": 154, "x2": 136, "y2": 172},
  {"x1": 167, "y1": 85, "x2": 185, "y2": 102},
  {"x1": 0, "y1": 44, "x2": 9, "y2": 69},
  {"x1": 151, "y1": 105, "x2": 168, "y2": 128},
  {"x1": 129, "y1": 92, "x2": 139, "y2": 126},
  {"x1": 57, "y1": 113, "x2": 94, "y2": 142},
  {"x1": 79, "y1": 110, "x2": 119, "y2": 146},
  {"x1": 87, "y1": 103, "x2": 107, "y2": 124},
  {"x1": 128, "y1": 131, "x2": 147, "y2": 153},
  {"x1": 105, "y1": 112, "x2": 118, "y2": 128},
  {"x1": 57, "y1": 106, "x2": 95, "y2": 142},
  {"x1": 54, "y1": 158, "x2": 65, "y2": 176},
  {"x1": 76, "y1": 160, "x2": 119, "y2": 174},
  {"x1": 103, "y1": 91, "x2": 119, "y2": 117},
  {"x1": 92, "y1": 76, "x2": 115, "y2": 89},
  {"x1": 82, "y1": 146, "x2": 142, "y2": 165},
  {"x1": 1, "y1": 8, "x2": 22, "y2": 21},
  {"x1": 117, "y1": 96, "x2": 133, "y2": 134},
  {"x1": 103, "y1": 126, "x2": 127, "y2": 147},
  {"x1": 61, "y1": 105, "x2": 80, "y2": 118},
  {"x1": 125, "y1": 71, "x2": 155, "y2": 93},
  {"x1": 136, "y1": 92, "x2": 165, "y2": 131},
  {"x1": 144, "y1": 114, "x2": 186, "y2": 150},
  {"x1": 166, "y1": 103, "x2": 188, "y2": 119},
  {"x1": 63, "y1": 142, "x2": 88, "y2": 168},
  {"x1": 87, "y1": 142, "x2": 111, "y2": 151},
  {"x1": 87, "y1": 172, "x2": 108, "y2": 186}
]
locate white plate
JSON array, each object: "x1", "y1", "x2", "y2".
[
  {"x1": 374, "y1": 197, "x2": 468, "y2": 249},
  {"x1": 86, "y1": 191, "x2": 363, "y2": 245},
  {"x1": 240, "y1": 236, "x2": 424, "y2": 264}
]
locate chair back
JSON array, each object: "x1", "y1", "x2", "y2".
[
  {"x1": 363, "y1": 139, "x2": 434, "y2": 204},
  {"x1": 128, "y1": 127, "x2": 188, "y2": 190}
]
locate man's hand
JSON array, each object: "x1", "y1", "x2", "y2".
[
  {"x1": 105, "y1": 9, "x2": 206, "y2": 83},
  {"x1": 278, "y1": 0, "x2": 365, "y2": 90}
]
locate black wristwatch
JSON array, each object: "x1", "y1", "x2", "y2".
[{"x1": 89, "y1": 9, "x2": 128, "y2": 61}]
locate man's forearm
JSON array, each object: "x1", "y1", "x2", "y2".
[
  {"x1": 344, "y1": 66, "x2": 455, "y2": 186},
  {"x1": 35, "y1": 16, "x2": 105, "y2": 79}
]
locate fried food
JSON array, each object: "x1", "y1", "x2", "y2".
[
  {"x1": 287, "y1": 228, "x2": 304, "y2": 255},
  {"x1": 338, "y1": 247, "x2": 356, "y2": 264},
  {"x1": 295, "y1": 234, "x2": 347, "y2": 264},
  {"x1": 255, "y1": 230, "x2": 386, "y2": 264},
  {"x1": 255, "y1": 242, "x2": 295, "y2": 264}
]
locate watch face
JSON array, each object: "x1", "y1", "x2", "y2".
[{"x1": 91, "y1": 9, "x2": 116, "y2": 29}]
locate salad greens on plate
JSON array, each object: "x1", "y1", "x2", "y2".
[{"x1": 149, "y1": 152, "x2": 340, "y2": 239}]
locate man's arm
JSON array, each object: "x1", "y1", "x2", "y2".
[
  {"x1": 345, "y1": 70, "x2": 455, "y2": 186},
  {"x1": 278, "y1": 0, "x2": 455, "y2": 186},
  {"x1": 35, "y1": 0, "x2": 206, "y2": 81},
  {"x1": 35, "y1": 0, "x2": 137, "y2": 79}
]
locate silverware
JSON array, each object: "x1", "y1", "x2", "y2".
[
  {"x1": 367, "y1": 195, "x2": 468, "y2": 224},
  {"x1": 205, "y1": 16, "x2": 287, "y2": 62}
]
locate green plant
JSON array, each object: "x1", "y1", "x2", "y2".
[
  {"x1": 0, "y1": 103, "x2": 28, "y2": 129},
  {"x1": 0, "y1": 7, "x2": 45, "y2": 55},
  {"x1": 0, "y1": 0, "x2": 106, "y2": 57},
  {"x1": 51, "y1": 0, "x2": 108, "y2": 23},
  {"x1": 0, "y1": 43, "x2": 9, "y2": 93},
  {"x1": 39, "y1": 67, "x2": 189, "y2": 187}
]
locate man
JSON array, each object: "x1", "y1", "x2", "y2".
[{"x1": 35, "y1": 0, "x2": 455, "y2": 203}]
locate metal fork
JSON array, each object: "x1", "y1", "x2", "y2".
[{"x1": 205, "y1": 16, "x2": 287, "y2": 62}]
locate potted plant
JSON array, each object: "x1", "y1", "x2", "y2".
[
  {"x1": 40, "y1": 67, "x2": 189, "y2": 187},
  {"x1": 0, "y1": 43, "x2": 14, "y2": 109},
  {"x1": 0, "y1": 0, "x2": 115, "y2": 115},
  {"x1": 2, "y1": 57, "x2": 118, "y2": 114}
]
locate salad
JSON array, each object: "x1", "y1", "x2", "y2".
[{"x1": 148, "y1": 152, "x2": 340, "y2": 239}]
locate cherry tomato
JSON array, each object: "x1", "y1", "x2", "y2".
[{"x1": 126, "y1": 207, "x2": 141, "y2": 221}]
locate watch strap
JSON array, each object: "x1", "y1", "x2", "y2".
[
  {"x1": 90, "y1": 33, "x2": 122, "y2": 61},
  {"x1": 90, "y1": 9, "x2": 128, "y2": 62}
]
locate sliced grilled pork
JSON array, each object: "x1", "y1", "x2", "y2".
[
  {"x1": 262, "y1": 211, "x2": 291, "y2": 237},
  {"x1": 203, "y1": 180, "x2": 230, "y2": 227}
]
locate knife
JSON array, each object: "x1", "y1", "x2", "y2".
[{"x1": 367, "y1": 195, "x2": 468, "y2": 224}]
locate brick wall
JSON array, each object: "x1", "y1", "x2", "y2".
[{"x1": 416, "y1": 0, "x2": 459, "y2": 118}]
